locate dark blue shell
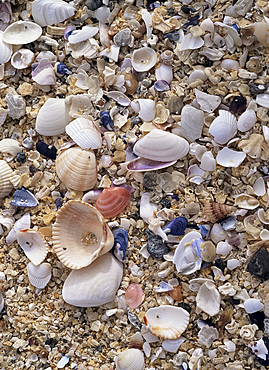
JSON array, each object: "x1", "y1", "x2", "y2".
[
  {"x1": 100, "y1": 111, "x2": 113, "y2": 130},
  {"x1": 163, "y1": 217, "x2": 188, "y2": 236},
  {"x1": 112, "y1": 228, "x2": 128, "y2": 262},
  {"x1": 10, "y1": 187, "x2": 39, "y2": 208},
  {"x1": 57, "y1": 62, "x2": 72, "y2": 75}
]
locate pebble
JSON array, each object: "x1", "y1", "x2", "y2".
[
  {"x1": 36, "y1": 141, "x2": 57, "y2": 160},
  {"x1": 16, "y1": 152, "x2": 26, "y2": 163},
  {"x1": 146, "y1": 229, "x2": 169, "y2": 258},
  {"x1": 247, "y1": 248, "x2": 269, "y2": 281},
  {"x1": 113, "y1": 28, "x2": 131, "y2": 47},
  {"x1": 143, "y1": 172, "x2": 157, "y2": 191},
  {"x1": 85, "y1": 0, "x2": 103, "y2": 11},
  {"x1": 9, "y1": 248, "x2": 20, "y2": 261}
]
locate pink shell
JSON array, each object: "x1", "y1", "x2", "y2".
[
  {"x1": 125, "y1": 283, "x2": 143, "y2": 309},
  {"x1": 95, "y1": 187, "x2": 131, "y2": 219}
]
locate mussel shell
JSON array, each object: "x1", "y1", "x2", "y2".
[
  {"x1": 163, "y1": 217, "x2": 188, "y2": 236},
  {"x1": 10, "y1": 187, "x2": 39, "y2": 208},
  {"x1": 112, "y1": 228, "x2": 128, "y2": 262}
]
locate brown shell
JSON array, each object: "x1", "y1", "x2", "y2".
[
  {"x1": 95, "y1": 187, "x2": 131, "y2": 219},
  {"x1": 203, "y1": 202, "x2": 236, "y2": 223},
  {"x1": 124, "y1": 73, "x2": 138, "y2": 95}
]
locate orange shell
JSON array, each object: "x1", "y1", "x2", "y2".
[
  {"x1": 203, "y1": 202, "x2": 236, "y2": 223},
  {"x1": 125, "y1": 283, "x2": 143, "y2": 309},
  {"x1": 95, "y1": 187, "x2": 131, "y2": 219}
]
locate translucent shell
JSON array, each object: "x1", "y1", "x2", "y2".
[
  {"x1": 204, "y1": 202, "x2": 236, "y2": 222},
  {"x1": 116, "y1": 349, "x2": 145, "y2": 370},
  {"x1": 17, "y1": 230, "x2": 49, "y2": 266},
  {"x1": 2, "y1": 21, "x2": 42, "y2": 45},
  {"x1": 144, "y1": 305, "x2": 189, "y2": 339},
  {"x1": 131, "y1": 47, "x2": 157, "y2": 72},
  {"x1": 65, "y1": 118, "x2": 102, "y2": 150},
  {"x1": 0, "y1": 160, "x2": 13, "y2": 199},
  {"x1": 52, "y1": 200, "x2": 114, "y2": 269},
  {"x1": 125, "y1": 283, "x2": 143, "y2": 309},
  {"x1": 55, "y1": 147, "x2": 97, "y2": 191},
  {"x1": 95, "y1": 187, "x2": 131, "y2": 219},
  {"x1": 237, "y1": 109, "x2": 256, "y2": 132},
  {"x1": 0, "y1": 30, "x2": 12, "y2": 64},
  {"x1": 32, "y1": 0, "x2": 75, "y2": 27},
  {"x1": 209, "y1": 110, "x2": 237, "y2": 144},
  {"x1": 27, "y1": 262, "x2": 52, "y2": 289}
]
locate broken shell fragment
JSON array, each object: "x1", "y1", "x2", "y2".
[
  {"x1": 216, "y1": 147, "x2": 246, "y2": 168},
  {"x1": 204, "y1": 202, "x2": 236, "y2": 223},
  {"x1": 17, "y1": 229, "x2": 49, "y2": 266},
  {"x1": 11, "y1": 49, "x2": 35, "y2": 69},
  {"x1": 180, "y1": 105, "x2": 205, "y2": 142},
  {"x1": 127, "y1": 158, "x2": 176, "y2": 172},
  {"x1": 112, "y1": 228, "x2": 128, "y2": 262},
  {"x1": 131, "y1": 99, "x2": 155, "y2": 122},
  {"x1": 116, "y1": 349, "x2": 145, "y2": 370},
  {"x1": 95, "y1": 187, "x2": 131, "y2": 219},
  {"x1": 27, "y1": 262, "x2": 52, "y2": 289},
  {"x1": 2, "y1": 21, "x2": 42, "y2": 45},
  {"x1": 234, "y1": 194, "x2": 259, "y2": 210},
  {"x1": 65, "y1": 118, "x2": 102, "y2": 150},
  {"x1": 0, "y1": 30, "x2": 12, "y2": 64},
  {"x1": 10, "y1": 188, "x2": 39, "y2": 208},
  {"x1": 196, "y1": 281, "x2": 221, "y2": 316},
  {"x1": 32, "y1": 0, "x2": 75, "y2": 27},
  {"x1": 144, "y1": 305, "x2": 189, "y2": 340},
  {"x1": 200, "y1": 241, "x2": 216, "y2": 262},
  {"x1": 195, "y1": 89, "x2": 221, "y2": 113},
  {"x1": 125, "y1": 283, "x2": 143, "y2": 309},
  {"x1": 253, "y1": 22, "x2": 269, "y2": 47},
  {"x1": 237, "y1": 109, "x2": 256, "y2": 132},
  {"x1": 131, "y1": 47, "x2": 157, "y2": 72}
]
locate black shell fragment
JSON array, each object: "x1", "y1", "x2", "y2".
[
  {"x1": 146, "y1": 229, "x2": 169, "y2": 259},
  {"x1": 229, "y1": 95, "x2": 247, "y2": 115},
  {"x1": 247, "y1": 247, "x2": 269, "y2": 281},
  {"x1": 36, "y1": 141, "x2": 57, "y2": 160},
  {"x1": 10, "y1": 187, "x2": 39, "y2": 208}
]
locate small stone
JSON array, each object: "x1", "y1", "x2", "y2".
[
  {"x1": 85, "y1": 0, "x2": 103, "y2": 10},
  {"x1": 36, "y1": 141, "x2": 57, "y2": 160},
  {"x1": 146, "y1": 229, "x2": 169, "y2": 259},
  {"x1": 143, "y1": 172, "x2": 157, "y2": 191},
  {"x1": 247, "y1": 248, "x2": 269, "y2": 281},
  {"x1": 16, "y1": 152, "x2": 26, "y2": 163},
  {"x1": 161, "y1": 197, "x2": 171, "y2": 208},
  {"x1": 9, "y1": 248, "x2": 20, "y2": 261},
  {"x1": 167, "y1": 96, "x2": 183, "y2": 114},
  {"x1": 113, "y1": 28, "x2": 131, "y2": 47},
  {"x1": 249, "y1": 311, "x2": 265, "y2": 330}
]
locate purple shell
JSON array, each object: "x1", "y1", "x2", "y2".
[
  {"x1": 154, "y1": 80, "x2": 170, "y2": 91},
  {"x1": 31, "y1": 58, "x2": 53, "y2": 78},
  {"x1": 127, "y1": 157, "x2": 176, "y2": 172},
  {"x1": 64, "y1": 25, "x2": 76, "y2": 40},
  {"x1": 10, "y1": 187, "x2": 39, "y2": 208}
]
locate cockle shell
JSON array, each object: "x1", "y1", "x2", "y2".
[
  {"x1": 65, "y1": 118, "x2": 102, "y2": 150},
  {"x1": 0, "y1": 138, "x2": 21, "y2": 158},
  {"x1": 2, "y1": 21, "x2": 42, "y2": 45},
  {"x1": 32, "y1": 0, "x2": 75, "y2": 27},
  {"x1": 0, "y1": 30, "x2": 12, "y2": 64},
  {"x1": 216, "y1": 147, "x2": 246, "y2": 168},
  {"x1": 116, "y1": 349, "x2": 145, "y2": 370},
  {"x1": 237, "y1": 109, "x2": 256, "y2": 132},
  {"x1": 203, "y1": 202, "x2": 236, "y2": 223},
  {"x1": 144, "y1": 305, "x2": 189, "y2": 339},
  {"x1": 209, "y1": 110, "x2": 237, "y2": 144},
  {"x1": 196, "y1": 281, "x2": 221, "y2": 316},
  {"x1": 95, "y1": 187, "x2": 131, "y2": 219},
  {"x1": 133, "y1": 129, "x2": 189, "y2": 162},
  {"x1": 17, "y1": 229, "x2": 49, "y2": 266},
  {"x1": 11, "y1": 48, "x2": 35, "y2": 69},
  {"x1": 180, "y1": 105, "x2": 205, "y2": 142},
  {"x1": 62, "y1": 252, "x2": 123, "y2": 307},
  {"x1": 234, "y1": 194, "x2": 259, "y2": 210},
  {"x1": 0, "y1": 160, "x2": 13, "y2": 199},
  {"x1": 35, "y1": 98, "x2": 71, "y2": 136},
  {"x1": 52, "y1": 200, "x2": 114, "y2": 269},
  {"x1": 131, "y1": 99, "x2": 155, "y2": 122},
  {"x1": 131, "y1": 47, "x2": 157, "y2": 72},
  {"x1": 125, "y1": 283, "x2": 143, "y2": 309},
  {"x1": 27, "y1": 262, "x2": 52, "y2": 289},
  {"x1": 55, "y1": 147, "x2": 97, "y2": 191}
]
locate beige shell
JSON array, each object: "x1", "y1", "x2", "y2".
[
  {"x1": 196, "y1": 281, "x2": 221, "y2": 316},
  {"x1": 0, "y1": 139, "x2": 21, "y2": 158},
  {"x1": 0, "y1": 160, "x2": 13, "y2": 199},
  {"x1": 2, "y1": 21, "x2": 42, "y2": 45},
  {"x1": 32, "y1": 0, "x2": 75, "y2": 27},
  {"x1": 65, "y1": 118, "x2": 102, "y2": 150},
  {"x1": 200, "y1": 241, "x2": 216, "y2": 262},
  {"x1": 116, "y1": 349, "x2": 145, "y2": 370},
  {"x1": 264, "y1": 293, "x2": 269, "y2": 317},
  {"x1": 27, "y1": 262, "x2": 52, "y2": 289},
  {"x1": 234, "y1": 194, "x2": 259, "y2": 210},
  {"x1": 131, "y1": 47, "x2": 157, "y2": 72},
  {"x1": 55, "y1": 147, "x2": 97, "y2": 191},
  {"x1": 52, "y1": 200, "x2": 114, "y2": 269},
  {"x1": 238, "y1": 134, "x2": 269, "y2": 160},
  {"x1": 253, "y1": 22, "x2": 269, "y2": 47},
  {"x1": 204, "y1": 202, "x2": 236, "y2": 222}
]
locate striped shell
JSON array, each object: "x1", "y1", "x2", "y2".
[
  {"x1": 32, "y1": 0, "x2": 75, "y2": 27},
  {"x1": 65, "y1": 118, "x2": 102, "y2": 150},
  {"x1": 52, "y1": 200, "x2": 114, "y2": 269},
  {"x1": 95, "y1": 187, "x2": 131, "y2": 219},
  {"x1": 116, "y1": 349, "x2": 145, "y2": 370},
  {"x1": 0, "y1": 160, "x2": 13, "y2": 199},
  {"x1": 204, "y1": 202, "x2": 236, "y2": 223},
  {"x1": 27, "y1": 262, "x2": 52, "y2": 289},
  {"x1": 55, "y1": 147, "x2": 97, "y2": 191}
]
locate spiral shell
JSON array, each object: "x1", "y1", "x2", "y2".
[
  {"x1": 0, "y1": 160, "x2": 13, "y2": 199},
  {"x1": 116, "y1": 349, "x2": 145, "y2": 370},
  {"x1": 204, "y1": 202, "x2": 236, "y2": 223},
  {"x1": 32, "y1": 0, "x2": 75, "y2": 27},
  {"x1": 95, "y1": 187, "x2": 131, "y2": 219},
  {"x1": 160, "y1": 50, "x2": 174, "y2": 65}
]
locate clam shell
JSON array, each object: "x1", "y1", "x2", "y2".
[
  {"x1": 209, "y1": 110, "x2": 237, "y2": 144},
  {"x1": 133, "y1": 129, "x2": 189, "y2": 162},
  {"x1": 127, "y1": 157, "x2": 176, "y2": 172},
  {"x1": 52, "y1": 200, "x2": 114, "y2": 269},
  {"x1": 17, "y1": 229, "x2": 49, "y2": 266},
  {"x1": 131, "y1": 47, "x2": 157, "y2": 72},
  {"x1": 204, "y1": 202, "x2": 236, "y2": 223},
  {"x1": 180, "y1": 105, "x2": 205, "y2": 142},
  {"x1": 35, "y1": 98, "x2": 71, "y2": 136},
  {"x1": 237, "y1": 109, "x2": 256, "y2": 132},
  {"x1": 0, "y1": 138, "x2": 21, "y2": 157},
  {"x1": 216, "y1": 147, "x2": 246, "y2": 168},
  {"x1": 62, "y1": 252, "x2": 123, "y2": 307},
  {"x1": 125, "y1": 284, "x2": 143, "y2": 309},
  {"x1": 244, "y1": 298, "x2": 264, "y2": 314},
  {"x1": 95, "y1": 187, "x2": 131, "y2": 219},
  {"x1": 234, "y1": 194, "x2": 259, "y2": 210},
  {"x1": 65, "y1": 118, "x2": 102, "y2": 150},
  {"x1": 0, "y1": 160, "x2": 13, "y2": 199},
  {"x1": 155, "y1": 64, "x2": 173, "y2": 83},
  {"x1": 27, "y1": 262, "x2": 52, "y2": 289},
  {"x1": 131, "y1": 99, "x2": 155, "y2": 122},
  {"x1": 32, "y1": 0, "x2": 75, "y2": 27},
  {"x1": 2, "y1": 21, "x2": 42, "y2": 45},
  {"x1": 11, "y1": 49, "x2": 35, "y2": 69},
  {"x1": 196, "y1": 281, "x2": 221, "y2": 316},
  {"x1": 144, "y1": 305, "x2": 189, "y2": 339},
  {"x1": 116, "y1": 349, "x2": 145, "y2": 370},
  {"x1": 253, "y1": 22, "x2": 269, "y2": 47},
  {"x1": 0, "y1": 30, "x2": 12, "y2": 64},
  {"x1": 55, "y1": 147, "x2": 97, "y2": 191},
  {"x1": 200, "y1": 151, "x2": 216, "y2": 171}
]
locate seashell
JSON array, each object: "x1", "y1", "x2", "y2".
[
  {"x1": 68, "y1": 25, "x2": 98, "y2": 44},
  {"x1": 244, "y1": 298, "x2": 264, "y2": 314},
  {"x1": 131, "y1": 47, "x2": 157, "y2": 72},
  {"x1": 238, "y1": 133, "x2": 269, "y2": 160},
  {"x1": 95, "y1": 187, "x2": 131, "y2": 219},
  {"x1": 154, "y1": 80, "x2": 170, "y2": 92},
  {"x1": 221, "y1": 59, "x2": 239, "y2": 71},
  {"x1": 0, "y1": 160, "x2": 13, "y2": 199},
  {"x1": 200, "y1": 151, "x2": 216, "y2": 171},
  {"x1": 210, "y1": 223, "x2": 227, "y2": 243},
  {"x1": 133, "y1": 129, "x2": 189, "y2": 162},
  {"x1": 56, "y1": 147, "x2": 97, "y2": 191},
  {"x1": 10, "y1": 187, "x2": 39, "y2": 208},
  {"x1": 129, "y1": 332, "x2": 143, "y2": 350},
  {"x1": 32, "y1": 58, "x2": 56, "y2": 86},
  {"x1": 264, "y1": 293, "x2": 269, "y2": 317},
  {"x1": 66, "y1": 94, "x2": 93, "y2": 119},
  {"x1": 188, "y1": 69, "x2": 207, "y2": 83},
  {"x1": 65, "y1": 118, "x2": 102, "y2": 150},
  {"x1": 195, "y1": 89, "x2": 221, "y2": 113},
  {"x1": 53, "y1": 200, "x2": 114, "y2": 269},
  {"x1": 62, "y1": 252, "x2": 123, "y2": 307},
  {"x1": 131, "y1": 99, "x2": 155, "y2": 122},
  {"x1": 227, "y1": 258, "x2": 241, "y2": 270},
  {"x1": 0, "y1": 138, "x2": 21, "y2": 158},
  {"x1": 0, "y1": 30, "x2": 12, "y2": 64},
  {"x1": 127, "y1": 157, "x2": 176, "y2": 172},
  {"x1": 216, "y1": 241, "x2": 233, "y2": 256},
  {"x1": 36, "y1": 141, "x2": 57, "y2": 160},
  {"x1": 139, "y1": 192, "x2": 157, "y2": 223},
  {"x1": 32, "y1": 0, "x2": 75, "y2": 27},
  {"x1": 124, "y1": 73, "x2": 138, "y2": 95},
  {"x1": 106, "y1": 91, "x2": 130, "y2": 106},
  {"x1": 216, "y1": 147, "x2": 246, "y2": 168},
  {"x1": 144, "y1": 305, "x2": 189, "y2": 340},
  {"x1": 237, "y1": 109, "x2": 256, "y2": 132},
  {"x1": 125, "y1": 283, "x2": 143, "y2": 309},
  {"x1": 178, "y1": 31, "x2": 204, "y2": 51},
  {"x1": 248, "y1": 338, "x2": 268, "y2": 360},
  {"x1": 180, "y1": 105, "x2": 205, "y2": 142},
  {"x1": 35, "y1": 98, "x2": 71, "y2": 136},
  {"x1": 160, "y1": 50, "x2": 174, "y2": 66},
  {"x1": 200, "y1": 241, "x2": 216, "y2": 262},
  {"x1": 17, "y1": 229, "x2": 49, "y2": 266},
  {"x1": 209, "y1": 110, "x2": 237, "y2": 145},
  {"x1": 256, "y1": 94, "x2": 269, "y2": 109},
  {"x1": 253, "y1": 177, "x2": 266, "y2": 197},
  {"x1": 234, "y1": 194, "x2": 259, "y2": 210},
  {"x1": 112, "y1": 228, "x2": 128, "y2": 262},
  {"x1": 99, "y1": 44, "x2": 120, "y2": 62},
  {"x1": 253, "y1": 22, "x2": 269, "y2": 47},
  {"x1": 155, "y1": 64, "x2": 173, "y2": 84},
  {"x1": 27, "y1": 262, "x2": 52, "y2": 289},
  {"x1": 153, "y1": 102, "x2": 169, "y2": 125},
  {"x1": 163, "y1": 217, "x2": 188, "y2": 236},
  {"x1": 196, "y1": 281, "x2": 221, "y2": 316},
  {"x1": 257, "y1": 209, "x2": 269, "y2": 225},
  {"x1": 116, "y1": 349, "x2": 145, "y2": 370},
  {"x1": 2, "y1": 21, "x2": 42, "y2": 45},
  {"x1": 6, "y1": 91, "x2": 26, "y2": 120},
  {"x1": 204, "y1": 202, "x2": 236, "y2": 223},
  {"x1": 11, "y1": 49, "x2": 35, "y2": 69}
]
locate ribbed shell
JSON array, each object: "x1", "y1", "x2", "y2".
[
  {"x1": 32, "y1": 0, "x2": 75, "y2": 27},
  {"x1": 95, "y1": 187, "x2": 131, "y2": 219},
  {"x1": 209, "y1": 110, "x2": 237, "y2": 144},
  {"x1": 204, "y1": 202, "x2": 236, "y2": 223},
  {"x1": 0, "y1": 160, "x2": 13, "y2": 199},
  {"x1": 133, "y1": 129, "x2": 189, "y2": 162},
  {"x1": 2, "y1": 21, "x2": 42, "y2": 45},
  {"x1": 65, "y1": 118, "x2": 102, "y2": 150},
  {"x1": 116, "y1": 349, "x2": 145, "y2": 370},
  {"x1": 55, "y1": 147, "x2": 97, "y2": 191},
  {"x1": 0, "y1": 30, "x2": 12, "y2": 64},
  {"x1": 27, "y1": 262, "x2": 52, "y2": 289},
  {"x1": 52, "y1": 200, "x2": 114, "y2": 269}
]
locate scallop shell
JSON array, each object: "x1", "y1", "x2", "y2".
[
  {"x1": 237, "y1": 109, "x2": 256, "y2": 132},
  {"x1": 133, "y1": 129, "x2": 189, "y2": 162},
  {"x1": 144, "y1": 305, "x2": 189, "y2": 339},
  {"x1": 11, "y1": 49, "x2": 35, "y2": 69},
  {"x1": 2, "y1": 21, "x2": 42, "y2": 45},
  {"x1": 209, "y1": 110, "x2": 237, "y2": 144},
  {"x1": 62, "y1": 252, "x2": 123, "y2": 307},
  {"x1": 32, "y1": 0, "x2": 75, "y2": 27},
  {"x1": 216, "y1": 147, "x2": 246, "y2": 168},
  {"x1": 27, "y1": 262, "x2": 52, "y2": 289},
  {"x1": 56, "y1": 147, "x2": 97, "y2": 191},
  {"x1": 204, "y1": 202, "x2": 236, "y2": 223},
  {"x1": 0, "y1": 30, "x2": 12, "y2": 64},
  {"x1": 0, "y1": 160, "x2": 13, "y2": 199},
  {"x1": 196, "y1": 281, "x2": 221, "y2": 316},
  {"x1": 125, "y1": 283, "x2": 143, "y2": 309},
  {"x1": 65, "y1": 118, "x2": 102, "y2": 150},
  {"x1": 131, "y1": 99, "x2": 155, "y2": 122},
  {"x1": 131, "y1": 47, "x2": 157, "y2": 72},
  {"x1": 234, "y1": 194, "x2": 259, "y2": 210},
  {"x1": 95, "y1": 187, "x2": 131, "y2": 219},
  {"x1": 35, "y1": 98, "x2": 71, "y2": 136},
  {"x1": 180, "y1": 105, "x2": 205, "y2": 142},
  {"x1": 17, "y1": 229, "x2": 49, "y2": 266},
  {"x1": 52, "y1": 200, "x2": 114, "y2": 269},
  {"x1": 116, "y1": 349, "x2": 145, "y2": 370}
]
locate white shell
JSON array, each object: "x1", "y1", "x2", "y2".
[
  {"x1": 35, "y1": 98, "x2": 71, "y2": 136},
  {"x1": 32, "y1": 64, "x2": 56, "y2": 86},
  {"x1": 178, "y1": 32, "x2": 204, "y2": 51},
  {"x1": 133, "y1": 129, "x2": 189, "y2": 162},
  {"x1": 216, "y1": 241, "x2": 233, "y2": 256},
  {"x1": 244, "y1": 298, "x2": 264, "y2": 314},
  {"x1": 116, "y1": 349, "x2": 145, "y2": 370},
  {"x1": 234, "y1": 193, "x2": 259, "y2": 209},
  {"x1": 27, "y1": 262, "x2": 52, "y2": 289},
  {"x1": 139, "y1": 192, "x2": 157, "y2": 223},
  {"x1": 209, "y1": 110, "x2": 237, "y2": 144},
  {"x1": 200, "y1": 151, "x2": 216, "y2": 171},
  {"x1": 196, "y1": 281, "x2": 221, "y2": 316},
  {"x1": 65, "y1": 94, "x2": 92, "y2": 119},
  {"x1": 188, "y1": 70, "x2": 207, "y2": 83},
  {"x1": 65, "y1": 118, "x2": 102, "y2": 150},
  {"x1": 131, "y1": 47, "x2": 157, "y2": 72},
  {"x1": 155, "y1": 64, "x2": 173, "y2": 84},
  {"x1": 0, "y1": 138, "x2": 21, "y2": 158},
  {"x1": 16, "y1": 230, "x2": 49, "y2": 266},
  {"x1": 32, "y1": 0, "x2": 75, "y2": 27},
  {"x1": 68, "y1": 26, "x2": 98, "y2": 44},
  {"x1": 221, "y1": 59, "x2": 239, "y2": 71},
  {"x1": 216, "y1": 147, "x2": 246, "y2": 167},
  {"x1": 194, "y1": 89, "x2": 221, "y2": 113},
  {"x1": 263, "y1": 125, "x2": 269, "y2": 142},
  {"x1": 253, "y1": 177, "x2": 266, "y2": 196},
  {"x1": 257, "y1": 209, "x2": 269, "y2": 225},
  {"x1": 0, "y1": 160, "x2": 13, "y2": 199},
  {"x1": 2, "y1": 21, "x2": 42, "y2": 45},
  {"x1": 237, "y1": 109, "x2": 256, "y2": 132},
  {"x1": 0, "y1": 30, "x2": 12, "y2": 64},
  {"x1": 256, "y1": 94, "x2": 269, "y2": 108},
  {"x1": 227, "y1": 258, "x2": 241, "y2": 270},
  {"x1": 144, "y1": 305, "x2": 189, "y2": 339},
  {"x1": 131, "y1": 99, "x2": 155, "y2": 122},
  {"x1": 62, "y1": 253, "x2": 123, "y2": 307},
  {"x1": 180, "y1": 105, "x2": 205, "y2": 142},
  {"x1": 11, "y1": 48, "x2": 35, "y2": 69}
]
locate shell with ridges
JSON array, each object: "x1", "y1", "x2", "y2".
[
  {"x1": 27, "y1": 262, "x2": 52, "y2": 289},
  {"x1": 204, "y1": 202, "x2": 236, "y2": 223},
  {"x1": 52, "y1": 200, "x2": 114, "y2": 269},
  {"x1": 180, "y1": 105, "x2": 205, "y2": 142},
  {"x1": 0, "y1": 138, "x2": 21, "y2": 158},
  {"x1": 55, "y1": 147, "x2": 97, "y2": 191},
  {"x1": 17, "y1": 229, "x2": 49, "y2": 266},
  {"x1": 209, "y1": 110, "x2": 237, "y2": 144},
  {"x1": 116, "y1": 349, "x2": 145, "y2": 370},
  {"x1": 0, "y1": 30, "x2": 12, "y2": 64},
  {"x1": 0, "y1": 160, "x2": 13, "y2": 199},
  {"x1": 2, "y1": 21, "x2": 42, "y2": 45},
  {"x1": 95, "y1": 187, "x2": 131, "y2": 219},
  {"x1": 32, "y1": 0, "x2": 75, "y2": 27},
  {"x1": 65, "y1": 118, "x2": 102, "y2": 150}
]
